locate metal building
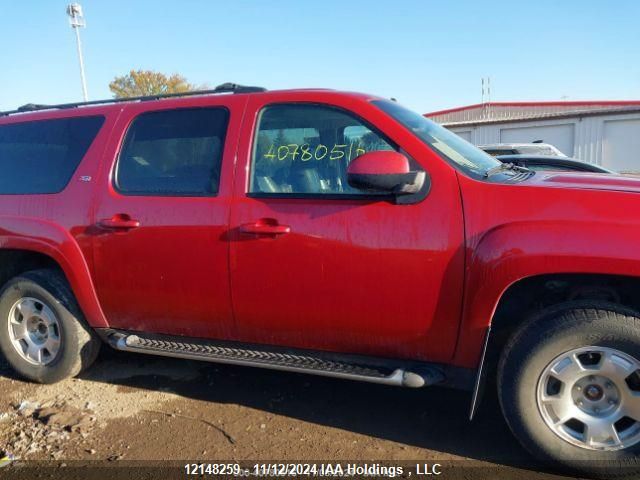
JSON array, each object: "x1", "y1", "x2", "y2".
[{"x1": 425, "y1": 101, "x2": 640, "y2": 173}]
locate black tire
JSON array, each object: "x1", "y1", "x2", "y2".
[
  {"x1": 0, "y1": 269, "x2": 101, "y2": 383},
  {"x1": 498, "y1": 301, "x2": 640, "y2": 478}
]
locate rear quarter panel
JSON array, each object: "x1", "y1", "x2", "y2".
[{"x1": 0, "y1": 107, "x2": 122, "y2": 327}]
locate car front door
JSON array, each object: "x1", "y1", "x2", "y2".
[
  {"x1": 229, "y1": 94, "x2": 465, "y2": 362},
  {"x1": 92, "y1": 98, "x2": 244, "y2": 339}
]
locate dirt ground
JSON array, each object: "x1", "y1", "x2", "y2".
[{"x1": 0, "y1": 347, "x2": 581, "y2": 479}]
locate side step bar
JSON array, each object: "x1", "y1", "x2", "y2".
[{"x1": 102, "y1": 330, "x2": 444, "y2": 388}]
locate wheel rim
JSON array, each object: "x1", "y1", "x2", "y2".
[
  {"x1": 7, "y1": 297, "x2": 62, "y2": 366},
  {"x1": 537, "y1": 346, "x2": 640, "y2": 451}
]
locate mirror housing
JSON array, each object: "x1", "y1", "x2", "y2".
[{"x1": 347, "y1": 151, "x2": 425, "y2": 195}]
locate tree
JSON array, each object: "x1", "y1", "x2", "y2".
[{"x1": 109, "y1": 70, "x2": 199, "y2": 98}]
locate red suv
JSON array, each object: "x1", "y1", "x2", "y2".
[{"x1": 1, "y1": 84, "x2": 639, "y2": 476}]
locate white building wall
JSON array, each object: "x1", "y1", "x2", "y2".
[
  {"x1": 603, "y1": 118, "x2": 640, "y2": 171},
  {"x1": 431, "y1": 103, "x2": 640, "y2": 124},
  {"x1": 448, "y1": 112, "x2": 640, "y2": 171},
  {"x1": 500, "y1": 123, "x2": 575, "y2": 156}
]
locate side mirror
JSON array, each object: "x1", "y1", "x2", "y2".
[{"x1": 347, "y1": 151, "x2": 425, "y2": 195}]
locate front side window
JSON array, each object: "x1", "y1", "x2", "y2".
[
  {"x1": 0, "y1": 116, "x2": 104, "y2": 194},
  {"x1": 116, "y1": 107, "x2": 229, "y2": 196},
  {"x1": 250, "y1": 104, "x2": 396, "y2": 195}
]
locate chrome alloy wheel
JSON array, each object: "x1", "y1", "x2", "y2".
[
  {"x1": 537, "y1": 346, "x2": 640, "y2": 451},
  {"x1": 7, "y1": 297, "x2": 62, "y2": 365}
]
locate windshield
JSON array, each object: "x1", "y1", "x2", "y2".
[{"x1": 372, "y1": 100, "x2": 501, "y2": 177}]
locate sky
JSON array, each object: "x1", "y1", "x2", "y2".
[{"x1": 1, "y1": 1, "x2": 639, "y2": 114}]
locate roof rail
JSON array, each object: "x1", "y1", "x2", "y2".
[{"x1": 0, "y1": 83, "x2": 266, "y2": 117}]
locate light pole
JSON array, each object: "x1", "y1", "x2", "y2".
[{"x1": 66, "y1": 3, "x2": 88, "y2": 101}]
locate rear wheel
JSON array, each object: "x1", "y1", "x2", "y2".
[
  {"x1": 498, "y1": 302, "x2": 640, "y2": 478},
  {"x1": 0, "y1": 269, "x2": 101, "y2": 383}
]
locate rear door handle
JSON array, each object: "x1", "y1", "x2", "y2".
[
  {"x1": 98, "y1": 214, "x2": 140, "y2": 230},
  {"x1": 239, "y1": 219, "x2": 290, "y2": 236}
]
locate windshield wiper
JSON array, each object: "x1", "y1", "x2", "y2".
[{"x1": 485, "y1": 162, "x2": 531, "y2": 178}]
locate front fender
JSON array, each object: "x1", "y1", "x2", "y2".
[
  {"x1": 453, "y1": 220, "x2": 640, "y2": 368},
  {"x1": 0, "y1": 216, "x2": 108, "y2": 328}
]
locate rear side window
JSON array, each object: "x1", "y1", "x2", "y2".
[
  {"x1": 0, "y1": 116, "x2": 104, "y2": 194},
  {"x1": 115, "y1": 108, "x2": 229, "y2": 196}
]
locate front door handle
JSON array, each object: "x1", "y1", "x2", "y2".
[
  {"x1": 239, "y1": 218, "x2": 290, "y2": 236},
  {"x1": 98, "y1": 214, "x2": 140, "y2": 230}
]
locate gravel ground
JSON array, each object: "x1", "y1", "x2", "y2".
[{"x1": 0, "y1": 347, "x2": 582, "y2": 479}]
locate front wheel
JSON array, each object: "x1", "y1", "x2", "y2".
[{"x1": 498, "y1": 302, "x2": 640, "y2": 478}]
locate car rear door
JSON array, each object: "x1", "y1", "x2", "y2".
[
  {"x1": 92, "y1": 96, "x2": 245, "y2": 339},
  {"x1": 228, "y1": 93, "x2": 465, "y2": 362}
]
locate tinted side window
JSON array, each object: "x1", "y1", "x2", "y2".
[
  {"x1": 0, "y1": 116, "x2": 104, "y2": 194},
  {"x1": 116, "y1": 108, "x2": 229, "y2": 196},
  {"x1": 516, "y1": 146, "x2": 557, "y2": 155},
  {"x1": 484, "y1": 149, "x2": 516, "y2": 156},
  {"x1": 250, "y1": 105, "x2": 395, "y2": 195}
]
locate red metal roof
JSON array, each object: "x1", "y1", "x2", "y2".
[{"x1": 425, "y1": 100, "x2": 640, "y2": 117}]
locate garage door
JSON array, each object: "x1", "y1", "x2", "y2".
[
  {"x1": 450, "y1": 129, "x2": 472, "y2": 142},
  {"x1": 603, "y1": 118, "x2": 640, "y2": 173},
  {"x1": 500, "y1": 123, "x2": 575, "y2": 156}
]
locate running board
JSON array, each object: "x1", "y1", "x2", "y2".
[{"x1": 103, "y1": 330, "x2": 444, "y2": 388}]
